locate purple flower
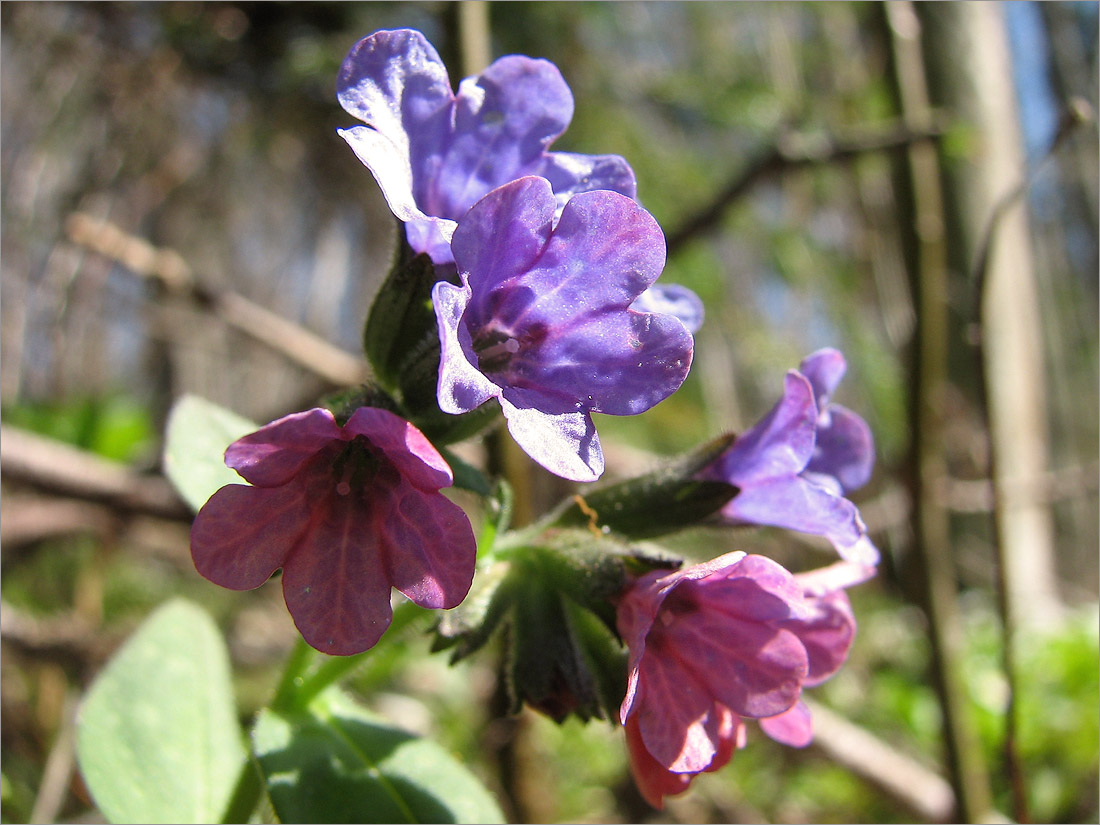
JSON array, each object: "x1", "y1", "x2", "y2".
[
  {"x1": 617, "y1": 553, "x2": 868, "y2": 808},
  {"x1": 190, "y1": 407, "x2": 476, "y2": 655},
  {"x1": 337, "y1": 28, "x2": 636, "y2": 264},
  {"x1": 432, "y1": 176, "x2": 694, "y2": 482},
  {"x1": 700, "y1": 350, "x2": 878, "y2": 565}
]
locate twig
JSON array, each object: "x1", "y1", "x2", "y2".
[
  {"x1": 64, "y1": 212, "x2": 368, "y2": 388},
  {"x1": 806, "y1": 698, "x2": 956, "y2": 823},
  {"x1": 0, "y1": 424, "x2": 191, "y2": 522},
  {"x1": 665, "y1": 116, "x2": 947, "y2": 254},
  {"x1": 29, "y1": 691, "x2": 78, "y2": 825}
]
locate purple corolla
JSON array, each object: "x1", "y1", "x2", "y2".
[
  {"x1": 337, "y1": 28, "x2": 636, "y2": 264},
  {"x1": 617, "y1": 552, "x2": 869, "y2": 808},
  {"x1": 190, "y1": 407, "x2": 476, "y2": 655},
  {"x1": 700, "y1": 349, "x2": 878, "y2": 565},
  {"x1": 432, "y1": 175, "x2": 694, "y2": 482}
]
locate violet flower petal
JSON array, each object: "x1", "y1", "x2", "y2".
[
  {"x1": 498, "y1": 387, "x2": 603, "y2": 482},
  {"x1": 713, "y1": 372, "x2": 817, "y2": 485},
  {"x1": 630, "y1": 283, "x2": 705, "y2": 334},
  {"x1": 225, "y1": 408, "x2": 342, "y2": 487},
  {"x1": 280, "y1": 492, "x2": 396, "y2": 655},
  {"x1": 431, "y1": 56, "x2": 573, "y2": 218},
  {"x1": 799, "y1": 347, "x2": 847, "y2": 408},
  {"x1": 808, "y1": 403, "x2": 875, "y2": 493},
  {"x1": 191, "y1": 483, "x2": 311, "y2": 589},
  {"x1": 539, "y1": 151, "x2": 637, "y2": 204},
  {"x1": 433, "y1": 276, "x2": 500, "y2": 414},
  {"x1": 336, "y1": 29, "x2": 453, "y2": 223},
  {"x1": 759, "y1": 700, "x2": 814, "y2": 748}
]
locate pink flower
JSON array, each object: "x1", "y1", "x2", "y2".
[
  {"x1": 617, "y1": 552, "x2": 870, "y2": 808},
  {"x1": 190, "y1": 407, "x2": 476, "y2": 655}
]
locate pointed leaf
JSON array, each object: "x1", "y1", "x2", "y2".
[
  {"x1": 252, "y1": 688, "x2": 504, "y2": 824},
  {"x1": 164, "y1": 395, "x2": 257, "y2": 511},
  {"x1": 75, "y1": 599, "x2": 245, "y2": 824}
]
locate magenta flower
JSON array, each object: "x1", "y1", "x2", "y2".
[
  {"x1": 699, "y1": 350, "x2": 878, "y2": 565},
  {"x1": 337, "y1": 28, "x2": 635, "y2": 264},
  {"x1": 617, "y1": 552, "x2": 868, "y2": 808},
  {"x1": 190, "y1": 407, "x2": 476, "y2": 655},
  {"x1": 432, "y1": 175, "x2": 694, "y2": 481}
]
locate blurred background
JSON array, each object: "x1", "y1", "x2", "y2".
[{"x1": 1, "y1": 2, "x2": 1097, "y2": 822}]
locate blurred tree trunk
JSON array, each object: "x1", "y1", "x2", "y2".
[{"x1": 916, "y1": 1, "x2": 1061, "y2": 629}]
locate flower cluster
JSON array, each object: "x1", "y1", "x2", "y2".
[{"x1": 183, "y1": 26, "x2": 882, "y2": 813}]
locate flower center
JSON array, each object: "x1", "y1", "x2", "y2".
[
  {"x1": 472, "y1": 327, "x2": 521, "y2": 375},
  {"x1": 330, "y1": 435, "x2": 391, "y2": 496}
]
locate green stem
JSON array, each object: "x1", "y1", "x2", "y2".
[
  {"x1": 270, "y1": 637, "x2": 316, "y2": 713},
  {"x1": 219, "y1": 752, "x2": 266, "y2": 825}
]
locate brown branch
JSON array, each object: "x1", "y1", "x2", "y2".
[
  {"x1": 665, "y1": 115, "x2": 948, "y2": 254},
  {"x1": 0, "y1": 424, "x2": 191, "y2": 522},
  {"x1": 806, "y1": 698, "x2": 956, "y2": 823},
  {"x1": 64, "y1": 212, "x2": 369, "y2": 388}
]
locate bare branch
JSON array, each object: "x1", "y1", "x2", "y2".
[{"x1": 65, "y1": 212, "x2": 369, "y2": 388}]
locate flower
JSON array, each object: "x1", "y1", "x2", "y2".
[
  {"x1": 699, "y1": 350, "x2": 878, "y2": 564},
  {"x1": 617, "y1": 552, "x2": 869, "y2": 808},
  {"x1": 337, "y1": 28, "x2": 636, "y2": 264},
  {"x1": 432, "y1": 175, "x2": 694, "y2": 482},
  {"x1": 190, "y1": 407, "x2": 476, "y2": 655}
]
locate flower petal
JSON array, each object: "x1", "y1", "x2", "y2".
[
  {"x1": 808, "y1": 403, "x2": 874, "y2": 493},
  {"x1": 404, "y1": 216, "x2": 458, "y2": 264},
  {"x1": 190, "y1": 483, "x2": 310, "y2": 590},
  {"x1": 433, "y1": 276, "x2": 501, "y2": 414},
  {"x1": 224, "y1": 408, "x2": 341, "y2": 487},
  {"x1": 711, "y1": 372, "x2": 817, "y2": 486},
  {"x1": 630, "y1": 283, "x2": 705, "y2": 334},
  {"x1": 281, "y1": 493, "x2": 396, "y2": 655},
  {"x1": 498, "y1": 387, "x2": 603, "y2": 482},
  {"x1": 344, "y1": 407, "x2": 453, "y2": 491},
  {"x1": 759, "y1": 700, "x2": 814, "y2": 748},
  {"x1": 799, "y1": 348, "x2": 847, "y2": 409},
  {"x1": 783, "y1": 589, "x2": 856, "y2": 686},
  {"x1": 513, "y1": 310, "x2": 692, "y2": 415},
  {"x1": 489, "y1": 187, "x2": 666, "y2": 333},
  {"x1": 429, "y1": 56, "x2": 573, "y2": 218},
  {"x1": 381, "y1": 483, "x2": 476, "y2": 609},
  {"x1": 336, "y1": 29, "x2": 454, "y2": 221},
  {"x1": 450, "y1": 177, "x2": 555, "y2": 327},
  {"x1": 539, "y1": 150, "x2": 637, "y2": 202}
]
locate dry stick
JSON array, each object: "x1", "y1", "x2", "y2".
[
  {"x1": 967, "y1": 96, "x2": 1093, "y2": 825},
  {"x1": 665, "y1": 117, "x2": 947, "y2": 255},
  {"x1": 1, "y1": 424, "x2": 192, "y2": 522},
  {"x1": 64, "y1": 213, "x2": 368, "y2": 389},
  {"x1": 806, "y1": 698, "x2": 955, "y2": 823}
]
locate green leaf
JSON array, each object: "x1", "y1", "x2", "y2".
[
  {"x1": 252, "y1": 688, "x2": 505, "y2": 824},
  {"x1": 75, "y1": 599, "x2": 245, "y2": 824},
  {"x1": 164, "y1": 395, "x2": 257, "y2": 511}
]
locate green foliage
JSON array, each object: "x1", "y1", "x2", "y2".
[
  {"x1": 252, "y1": 687, "x2": 505, "y2": 824},
  {"x1": 3, "y1": 394, "x2": 155, "y2": 463},
  {"x1": 75, "y1": 600, "x2": 245, "y2": 824},
  {"x1": 163, "y1": 395, "x2": 258, "y2": 512}
]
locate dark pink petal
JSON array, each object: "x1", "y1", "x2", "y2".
[
  {"x1": 381, "y1": 482, "x2": 475, "y2": 609},
  {"x1": 710, "y1": 372, "x2": 817, "y2": 485},
  {"x1": 433, "y1": 276, "x2": 501, "y2": 414},
  {"x1": 664, "y1": 610, "x2": 808, "y2": 719},
  {"x1": 431, "y1": 56, "x2": 573, "y2": 219},
  {"x1": 759, "y1": 700, "x2": 814, "y2": 748},
  {"x1": 690, "y1": 553, "x2": 808, "y2": 623},
  {"x1": 782, "y1": 589, "x2": 856, "y2": 687},
  {"x1": 498, "y1": 387, "x2": 603, "y2": 482},
  {"x1": 280, "y1": 494, "x2": 395, "y2": 656},
  {"x1": 190, "y1": 483, "x2": 310, "y2": 590},
  {"x1": 344, "y1": 407, "x2": 453, "y2": 492},
  {"x1": 635, "y1": 641, "x2": 729, "y2": 773},
  {"x1": 225, "y1": 408, "x2": 342, "y2": 487},
  {"x1": 624, "y1": 715, "x2": 692, "y2": 809}
]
